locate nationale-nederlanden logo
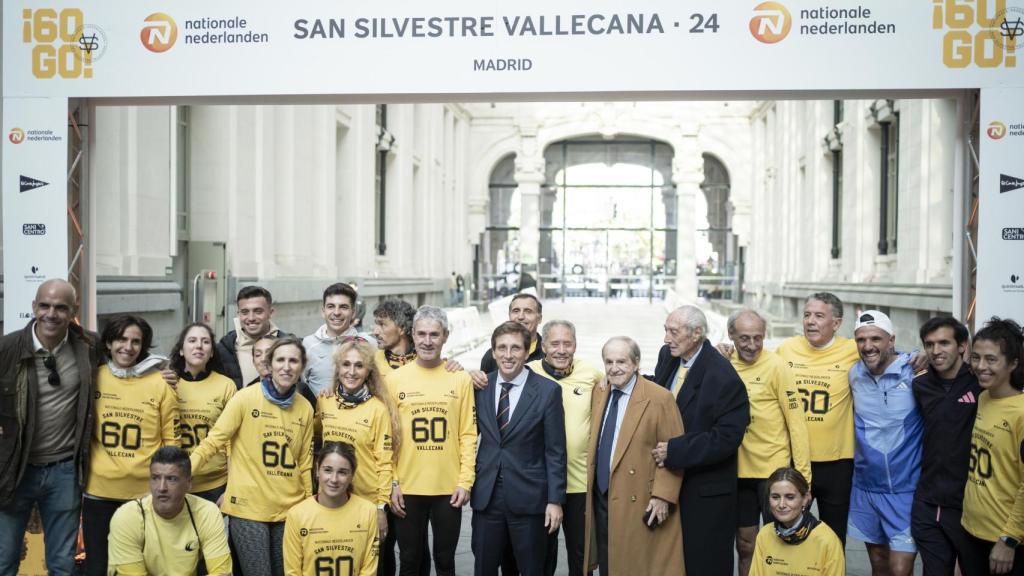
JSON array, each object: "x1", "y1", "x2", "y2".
[
  {"x1": 141, "y1": 13, "x2": 178, "y2": 53},
  {"x1": 750, "y1": 2, "x2": 791, "y2": 44}
]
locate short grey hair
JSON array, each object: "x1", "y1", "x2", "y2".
[
  {"x1": 806, "y1": 292, "x2": 844, "y2": 319},
  {"x1": 602, "y1": 336, "x2": 641, "y2": 365},
  {"x1": 541, "y1": 319, "x2": 576, "y2": 341},
  {"x1": 727, "y1": 308, "x2": 767, "y2": 335},
  {"x1": 672, "y1": 305, "x2": 708, "y2": 338},
  {"x1": 413, "y1": 305, "x2": 449, "y2": 332}
]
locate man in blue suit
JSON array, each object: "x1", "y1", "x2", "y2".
[{"x1": 472, "y1": 321, "x2": 567, "y2": 576}]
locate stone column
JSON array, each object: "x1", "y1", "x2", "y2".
[
  {"x1": 514, "y1": 153, "x2": 545, "y2": 282},
  {"x1": 672, "y1": 129, "x2": 702, "y2": 302}
]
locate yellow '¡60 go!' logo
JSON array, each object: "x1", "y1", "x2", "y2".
[
  {"x1": 933, "y1": 0, "x2": 1019, "y2": 68},
  {"x1": 22, "y1": 8, "x2": 96, "y2": 79}
]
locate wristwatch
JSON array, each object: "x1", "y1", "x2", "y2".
[
  {"x1": 391, "y1": 480, "x2": 400, "y2": 488},
  {"x1": 377, "y1": 503, "x2": 388, "y2": 511},
  {"x1": 1000, "y1": 535, "x2": 1020, "y2": 549}
]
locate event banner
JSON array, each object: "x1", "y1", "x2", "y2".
[
  {"x1": 2, "y1": 0, "x2": 1023, "y2": 99},
  {"x1": 977, "y1": 87, "x2": 1024, "y2": 324},
  {"x1": 2, "y1": 97, "x2": 69, "y2": 333}
]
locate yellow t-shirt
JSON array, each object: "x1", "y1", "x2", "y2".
[
  {"x1": 732, "y1": 350, "x2": 812, "y2": 482},
  {"x1": 283, "y1": 494, "x2": 379, "y2": 576},
  {"x1": 189, "y1": 384, "x2": 314, "y2": 522},
  {"x1": 317, "y1": 396, "x2": 393, "y2": 506},
  {"x1": 962, "y1": 391, "x2": 1024, "y2": 542},
  {"x1": 176, "y1": 371, "x2": 236, "y2": 492},
  {"x1": 527, "y1": 359, "x2": 603, "y2": 494},
  {"x1": 86, "y1": 366, "x2": 180, "y2": 500},
  {"x1": 775, "y1": 336, "x2": 859, "y2": 462},
  {"x1": 749, "y1": 521, "x2": 845, "y2": 576},
  {"x1": 386, "y1": 362, "x2": 476, "y2": 495},
  {"x1": 108, "y1": 493, "x2": 231, "y2": 575}
]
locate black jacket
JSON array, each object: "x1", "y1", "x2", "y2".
[
  {"x1": 216, "y1": 328, "x2": 293, "y2": 389},
  {"x1": 479, "y1": 333, "x2": 544, "y2": 374},
  {"x1": 913, "y1": 363, "x2": 981, "y2": 509},
  {"x1": 0, "y1": 321, "x2": 101, "y2": 506},
  {"x1": 650, "y1": 339, "x2": 749, "y2": 576}
]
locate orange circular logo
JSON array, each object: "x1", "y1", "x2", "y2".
[
  {"x1": 750, "y1": 2, "x2": 792, "y2": 44},
  {"x1": 140, "y1": 13, "x2": 177, "y2": 53},
  {"x1": 988, "y1": 121, "x2": 1007, "y2": 140},
  {"x1": 8, "y1": 128, "x2": 25, "y2": 144}
]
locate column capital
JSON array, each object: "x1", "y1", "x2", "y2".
[
  {"x1": 514, "y1": 156, "x2": 546, "y2": 186},
  {"x1": 672, "y1": 154, "x2": 704, "y2": 187}
]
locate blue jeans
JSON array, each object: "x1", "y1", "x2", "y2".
[{"x1": 0, "y1": 459, "x2": 81, "y2": 576}]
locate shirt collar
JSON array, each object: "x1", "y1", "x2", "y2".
[
  {"x1": 31, "y1": 321, "x2": 68, "y2": 355},
  {"x1": 499, "y1": 366, "x2": 530, "y2": 388}
]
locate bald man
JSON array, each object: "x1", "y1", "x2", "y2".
[{"x1": 0, "y1": 279, "x2": 102, "y2": 575}]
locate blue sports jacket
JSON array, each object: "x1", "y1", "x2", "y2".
[{"x1": 850, "y1": 352, "x2": 923, "y2": 493}]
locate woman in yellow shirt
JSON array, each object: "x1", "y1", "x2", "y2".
[
  {"x1": 169, "y1": 322, "x2": 236, "y2": 503},
  {"x1": 82, "y1": 314, "x2": 179, "y2": 576},
  {"x1": 190, "y1": 336, "x2": 315, "y2": 576},
  {"x1": 284, "y1": 442, "x2": 379, "y2": 576},
  {"x1": 316, "y1": 339, "x2": 400, "y2": 543},
  {"x1": 750, "y1": 467, "x2": 845, "y2": 576},
  {"x1": 961, "y1": 317, "x2": 1024, "y2": 576}
]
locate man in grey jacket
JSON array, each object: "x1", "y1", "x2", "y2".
[
  {"x1": 0, "y1": 279, "x2": 102, "y2": 575},
  {"x1": 303, "y1": 282, "x2": 376, "y2": 396}
]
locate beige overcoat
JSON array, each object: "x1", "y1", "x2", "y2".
[{"x1": 584, "y1": 375, "x2": 686, "y2": 575}]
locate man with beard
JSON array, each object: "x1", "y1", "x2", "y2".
[{"x1": 848, "y1": 310, "x2": 921, "y2": 576}]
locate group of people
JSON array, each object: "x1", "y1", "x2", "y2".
[{"x1": 0, "y1": 279, "x2": 1022, "y2": 576}]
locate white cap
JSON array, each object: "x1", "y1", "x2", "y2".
[{"x1": 854, "y1": 310, "x2": 894, "y2": 336}]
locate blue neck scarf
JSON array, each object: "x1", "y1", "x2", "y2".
[{"x1": 261, "y1": 376, "x2": 297, "y2": 409}]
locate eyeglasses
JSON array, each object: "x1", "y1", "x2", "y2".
[
  {"x1": 341, "y1": 336, "x2": 367, "y2": 344},
  {"x1": 43, "y1": 355, "x2": 60, "y2": 387}
]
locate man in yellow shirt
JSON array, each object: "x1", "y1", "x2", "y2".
[
  {"x1": 108, "y1": 446, "x2": 231, "y2": 575},
  {"x1": 727, "y1": 309, "x2": 811, "y2": 576},
  {"x1": 388, "y1": 306, "x2": 476, "y2": 576},
  {"x1": 774, "y1": 292, "x2": 860, "y2": 545},
  {"x1": 527, "y1": 319, "x2": 603, "y2": 576}
]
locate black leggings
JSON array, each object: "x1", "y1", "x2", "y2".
[
  {"x1": 82, "y1": 497, "x2": 127, "y2": 576},
  {"x1": 380, "y1": 509, "x2": 431, "y2": 576},
  {"x1": 394, "y1": 495, "x2": 462, "y2": 576},
  {"x1": 810, "y1": 459, "x2": 853, "y2": 546}
]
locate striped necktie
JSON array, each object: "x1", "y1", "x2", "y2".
[{"x1": 497, "y1": 382, "x2": 513, "y2": 435}]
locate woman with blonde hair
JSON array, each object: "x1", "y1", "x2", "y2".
[{"x1": 316, "y1": 338, "x2": 401, "y2": 547}]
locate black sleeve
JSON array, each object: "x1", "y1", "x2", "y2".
[{"x1": 665, "y1": 369, "x2": 750, "y2": 471}]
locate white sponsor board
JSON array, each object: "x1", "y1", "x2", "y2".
[
  {"x1": 2, "y1": 1, "x2": 1023, "y2": 99},
  {"x1": 2, "y1": 98, "x2": 69, "y2": 333},
  {"x1": 977, "y1": 87, "x2": 1024, "y2": 324}
]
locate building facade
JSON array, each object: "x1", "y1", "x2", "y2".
[{"x1": 0, "y1": 98, "x2": 960, "y2": 349}]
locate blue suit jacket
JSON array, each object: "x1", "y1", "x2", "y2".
[{"x1": 472, "y1": 366, "x2": 567, "y2": 515}]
